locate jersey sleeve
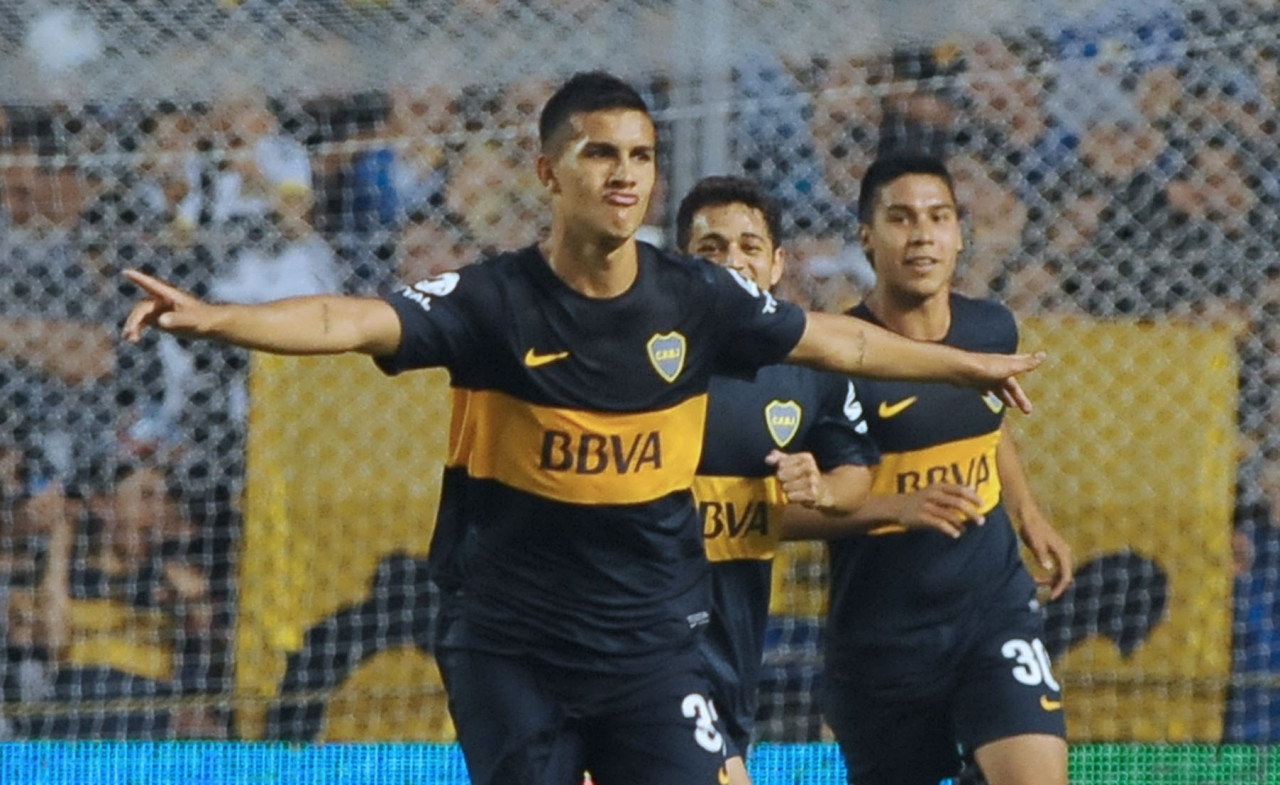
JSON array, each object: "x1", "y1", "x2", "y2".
[
  {"x1": 1000, "y1": 304, "x2": 1020, "y2": 354},
  {"x1": 707, "y1": 265, "x2": 807, "y2": 377},
  {"x1": 805, "y1": 375, "x2": 881, "y2": 471},
  {"x1": 982, "y1": 298, "x2": 1020, "y2": 354},
  {"x1": 373, "y1": 267, "x2": 490, "y2": 375}
]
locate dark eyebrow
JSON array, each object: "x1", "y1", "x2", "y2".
[
  {"x1": 884, "y1": 201, "x2": 956, "y2": 214},
  {"x1": 693, "y1": 232, "x2": 729, "y2": 245}
]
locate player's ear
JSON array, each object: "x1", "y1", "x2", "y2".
[
  {"x1": 536, "y1": 154, "x2": 560, "y2": 194},
  {"x1": 857, "y1": 223, "x2": 875, "y2": 268},
  {"x1": 769, "y1": 247, "x2": 787, "y2": 287}
]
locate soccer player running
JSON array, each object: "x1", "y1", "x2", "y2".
[
  {"x1": 820, "y1": 154, "x2": 1073, "y2": 785},
  {"x1": 681, "y1": 176, "x2": 1008, "y2": 785},
  {"x1": 121, "y1": 73, "x2": 1043, "y2": 785},
  {"x1": 677, "y1": 175, "x2": 880, "y2": 785}
]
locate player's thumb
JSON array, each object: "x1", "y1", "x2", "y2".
[{"x1": 764, "y1": 449, "x2": 784, "y2": 467}]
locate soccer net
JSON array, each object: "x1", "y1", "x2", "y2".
[{"x1": 0, "y1": 0, "x2": 1277, "y2": 772}]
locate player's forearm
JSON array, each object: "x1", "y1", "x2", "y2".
[
  {"x1": 198, "y1": 296, "x2": 400, "y2": 356},
  {"x1": 995, "y1": 424, "x2": 1039, "y2": 524},
  {"x1": 791, "y1": 311, "x2": 985, "y2": 383},
  {"x1": 782, "y1": 493, "x2": 901, "y2": 540}
]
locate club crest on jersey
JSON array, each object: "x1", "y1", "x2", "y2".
[
  {"x1": 765, "y1": 400, "x2": 802, "y2": 447},
  {"x1": 982, "y1": 391, "x2": 1005, "y2": 414},
  {"x1": 647, "y1": 332, "x2": 687, "y2": 383}
]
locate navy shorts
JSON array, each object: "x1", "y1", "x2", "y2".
[
  {"x1": 437, "y1": 646, "x2": 731, "y2": 785},
  {"x1": 822, "y1": 603, "x2": 1066, "y2": 785}
]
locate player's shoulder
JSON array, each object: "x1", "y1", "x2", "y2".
[
  {"x1": 642, "y1": 241, "x2": 722, "y2": 284},
  {"x1": 949, "y1": 291, "x2": 1013, "y2": 321},
  {"x1": 466, "y1": 244, "x2": 540, "y2": 278},
  {"x1": 949, "y1": 292, "x2": 1016, "y2": 336}
]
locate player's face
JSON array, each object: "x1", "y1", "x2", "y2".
[
  {"x1": 685, "y1": 202, "x2": 784, "y2": 291},
  {"x1": 860, "y1": 173, "x2": 962, "y2": 301},
  {"x1": 539, "y1": 108, "x2": 656, "y2": 243}
]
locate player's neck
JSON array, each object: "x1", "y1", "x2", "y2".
[
  {"x1": 865, "y1": 288, "x2": 951, "y2": 342},
  {"x1": 540, "y1": 228, "x2": 639, "y2": 299}
]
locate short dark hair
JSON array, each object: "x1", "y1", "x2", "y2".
[
  {"x1": 675, "y1": 175, "x2": 783, "y2": 252},
  {"x1": 857, "y1": 153, "x2": 957, "y2": 224},
  {"x1": 538, "y1": 71, "x2": 650, "y2": 153}
]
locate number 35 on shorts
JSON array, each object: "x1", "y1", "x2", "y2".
[
  {"x1": 1001, "y1": 637, "x2": 1060, "y2": 693},
  {"x1": 681, "y1": 693, "x2": 726, "y2": 754}
]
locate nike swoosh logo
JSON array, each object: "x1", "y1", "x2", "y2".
[
  {"x1": 524, "y1": 348, "x2": 570, "y2": 368},
  {"x1": 878, "y1": 396, "x2": 918, "y2": 418},
  {"x1": 1040, "y1": 695, "x2": 1062, "y2": 712},
  {"x1": 718, "y1": 765, "x2": 730, "y2": 785}
]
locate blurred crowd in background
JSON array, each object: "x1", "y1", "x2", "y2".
[{"x1": 0, "y1": 0, "x2": 1279, "y2": 744}]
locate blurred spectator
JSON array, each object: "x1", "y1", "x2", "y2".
[
  {"x1": 209, "y1": 210, "x2": 341, "y2": 305},
  {"x1": 395, "y1": 212, "x2": 477, "y2": 284},
  {"x1": 1, "y1": 458, "x2": 226, "y2": 740},
  {"x1": 810, "y1": 55, "x2": 883, "y2": 207},
  {"x1": 204, "y1": 89, "x2": 311, "y2": 228},
  {"x1": 947, "y1": 151, "x2": 1030, "y2": 295},
  {"x1": 961, "y1": 35, "x2": 1049, "y2": 150},
  {"x1": 0, "y1": 141, "x2": 117, "y2": 482},
  {"x1": 733, "y1": 47, "x2": 845, "y2": 236},
  {"x1": 443, "y1": 137, "x2": 544, "y2": 254},
  {"x1": 1225, "y1": 500, "x2": 1280, "y2": 742}
]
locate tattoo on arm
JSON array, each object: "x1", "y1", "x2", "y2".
[
  {"x1": 853, "y1": 329, "x2": 866, "y2": 368},
  {"x1": 321, "y1": 302, "x2": 331, "y2": 335}
]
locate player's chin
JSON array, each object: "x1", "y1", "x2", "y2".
[{"x1": 600, "y1": 214, "x2": 644, "y2": 243}]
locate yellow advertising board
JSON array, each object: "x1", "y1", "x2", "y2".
[
  {"x1": 1014, "y1": 314, "x2": 1239, "y2": 742},
  {"x1": 235, "y1": 354, "x2": 453, "y2": 741}
]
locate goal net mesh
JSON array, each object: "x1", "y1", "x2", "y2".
[{"x1": 0, "y1": 0, "x2": 1277, "y2": 770}]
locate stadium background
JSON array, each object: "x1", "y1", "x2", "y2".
[{"x1": 0, "y1": 0, "x2": 1277, "y2": 782}]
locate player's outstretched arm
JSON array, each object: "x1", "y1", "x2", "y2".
[
  {"x1": 783, "y1": 481, "x2": 986, "y2": 541},
  {"x1": 768, "y1": 449, "x2": 983, "y2": 540},
  {"x1": 121, "y1": 269, "x2": 402, "y2": 357},
  {"x1": 787, "y1": 311, "x2": 1044, "y2": 414}
]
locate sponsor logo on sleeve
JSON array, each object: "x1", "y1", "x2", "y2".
[
  {"x1": 724, "y1": 267, "x2": 778, "y2": 314},
  {"x1": 398, "y1": 272, "x2": 460, "y2": 312},
  {"x1": 843, "y1": 381, "x2": 869, "y2": 434}
]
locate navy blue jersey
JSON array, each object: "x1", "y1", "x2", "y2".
[
  {"x1": 825, "y1": 294, "x2": 1038, "y2": 660},
  {"x1": 376, "y1": 242, "x2": 806, "y2": 671},
  {"x1": 694, "y1": 364, "x2": 878, "y2": 744}
]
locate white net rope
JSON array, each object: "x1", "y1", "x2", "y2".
[{"x1": 0, "y1": 0, "x2": 1277, "y2": 746}]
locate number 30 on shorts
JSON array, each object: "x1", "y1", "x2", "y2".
[
  {"x1": 681, "y1": 693, "x2": 726, "y2": 753},
  {"x1": 1000, "y1": 638, "x2": 1060, "y2": 692}
]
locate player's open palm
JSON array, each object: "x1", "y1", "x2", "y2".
[
  {"x1": 896, "y1": 484, "x2": 986, "y2": 539},
  {"x1": 122, "y1": 269, "x2": 213, "y2": 343}
]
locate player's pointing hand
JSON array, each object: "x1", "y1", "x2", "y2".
[
  {"x1": 976, "y1": 353, "x2": 1046, "y2": 415},
  {"x1": 122, "y1": 269, "x2": 213, "y2": 343}
]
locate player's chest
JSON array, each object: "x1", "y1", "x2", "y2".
[
  {"x1": 491, "y1": 297, "x2": 715, "y2": 405},
  {"x1": 703, "y1": 372, "x2": 827, "y2": 462},
  {"x1": 853, "y1": 379, "x2": 1005, "y2": 447}
]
